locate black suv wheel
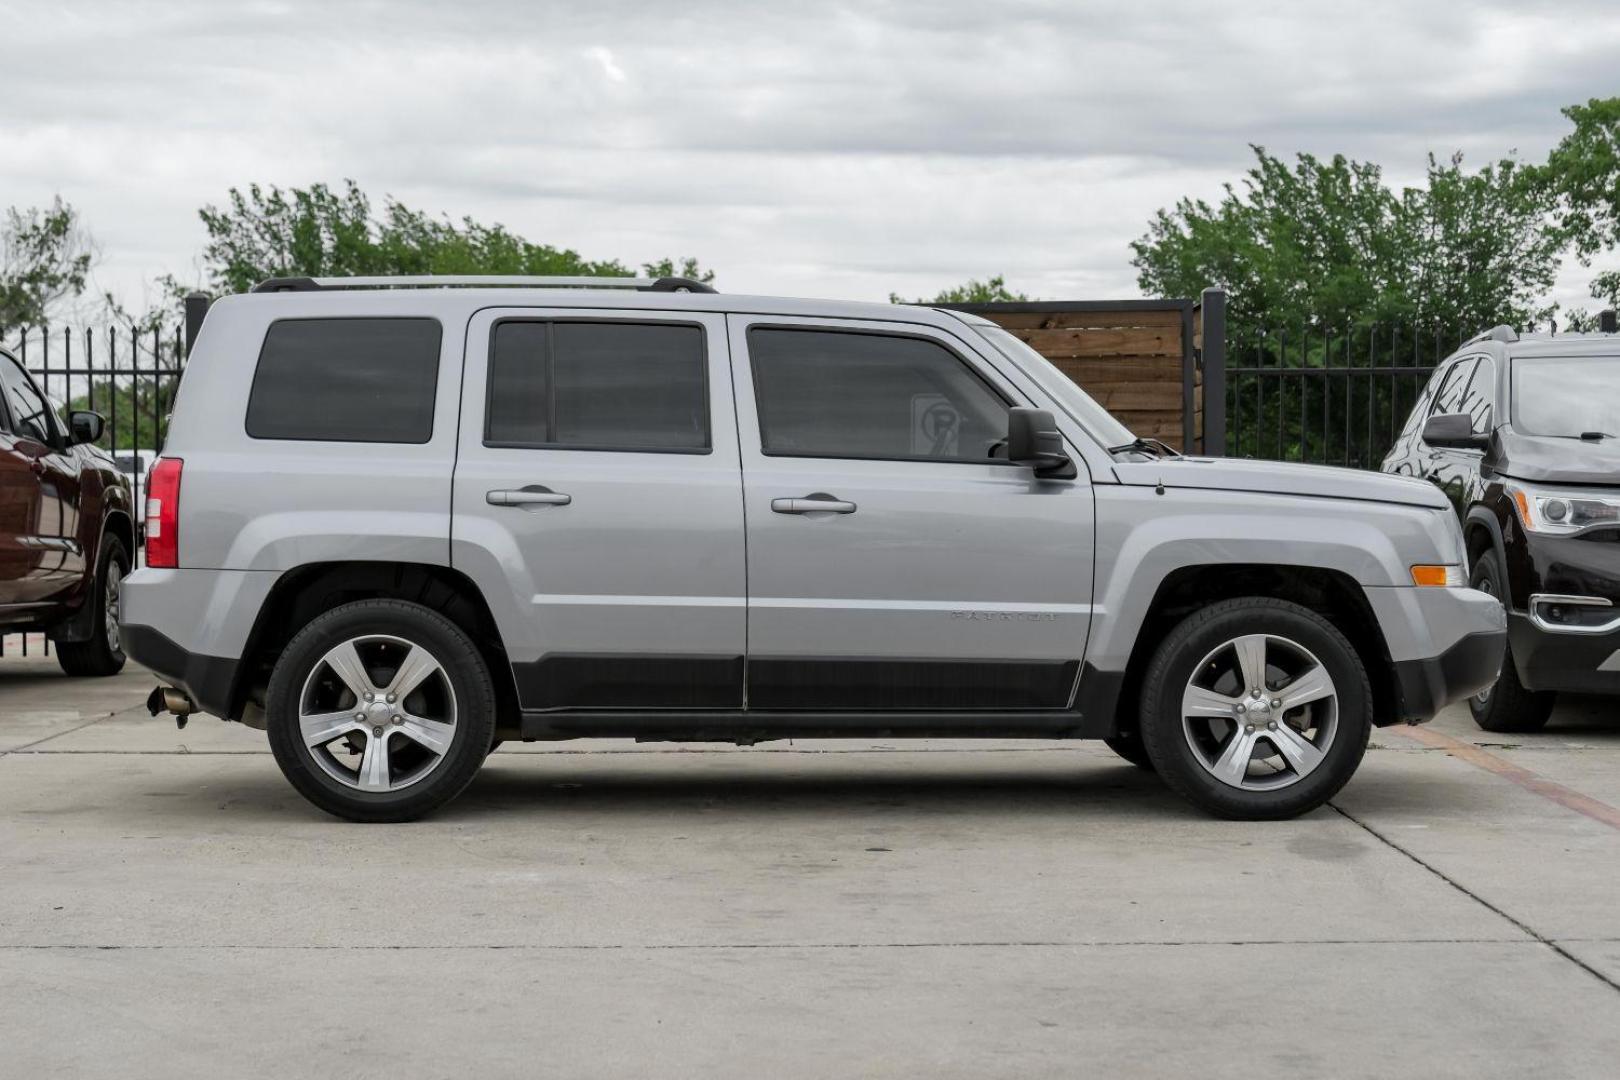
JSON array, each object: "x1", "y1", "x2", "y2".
[
  {"x1": 266, "y1": 599, "x2": 497, "y2": 822},
  {"x1": 1467, "y1": 553, "x2": 1555, "y2": 733},
  {"x1": 1138, "y1": 597, "x2": 1372, "y2": 820}
]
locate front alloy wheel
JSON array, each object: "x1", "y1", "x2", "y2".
[
  {"x1": 1180, "y1": 633, "x2": 1339, "y2": 791},
  {"x1": 1138, "y1": 597, "x2": 1372, "y2": 820}
]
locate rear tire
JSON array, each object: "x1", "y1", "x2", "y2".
[
  {"x1": 1138, "y1": 597, "x2": 1372, "y2": 820},
  {"x1": 266, "y1": 599, "x2": 496, "y2": 823},
  {"x1": 1467, "y1": 554, "x2": 1555, "y2": 733},
  {"x1": 56, "y1": 536, "x2": 129, "y2": 678}
]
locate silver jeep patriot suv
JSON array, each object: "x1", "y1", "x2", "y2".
[{"x1": 122, "y1": 275, "x2": 1507, "y2": 822}]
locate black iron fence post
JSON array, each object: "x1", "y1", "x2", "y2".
[{"x1": 1200, "y1": 287, "x2": 1227, "y2": 456}]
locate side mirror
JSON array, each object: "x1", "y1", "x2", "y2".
[
  {"x1": 1006, "y1": 407, "x2": 1077, "y2": 479},
  {"x1": 69, "y1": 410, "x2": 105, "y2": 446},
  {"x1": 1422, "y1": 412, "x2": 1488, "y2": 450}
]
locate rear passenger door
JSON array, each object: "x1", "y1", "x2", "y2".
[
  {"x1": 728, "y1": 316, "x2": 1095, "y2": 711},
  {"x1": 451, "y1": 310, "x2": 746, "y2": 712}
]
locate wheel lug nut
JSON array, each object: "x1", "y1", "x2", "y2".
[
  {"x1": 364, "y1": 693, "x2": 374, "y2": 703},
  {"x1": 387, "y1": 694, "x2": 396, "y2": 704},
  {"x1": 1244, "y1": 724, "x2": 1255, "y2": 734},
  {"x1": 354, "y1": 712, "x2": 365, "y2": 721},
  {"x1": 372, "y1": 726, "x2": 383, "y2": 737},
  {"x1": 392, "y1": 715, "x2": 403, "y2": 725},
  {"x1": 1267, "y1": 721, "x2": 1277, "y2": 731},
  {"x1": 1271, "y1": 698, "x2": 1281, "y2": 709},
  {"x1": 1235, "y1": 703, "x2": 1246, "y2": 714}
]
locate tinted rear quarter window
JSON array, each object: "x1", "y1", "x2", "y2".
[{"x1": 246, "y1": 318, "x2": 442, "y2": 443}]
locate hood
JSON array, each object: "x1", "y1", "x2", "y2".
[
  {"x1": 1489, "y1": 430, "x2": 1620, "y2": 486},
  {"x1": 1112, "y1": 456, "x2": 1451, "y2": 510}
]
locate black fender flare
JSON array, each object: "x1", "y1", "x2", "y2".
[{"x1": 1463, "y1": 507, "x2": 1514, "y2": 610}]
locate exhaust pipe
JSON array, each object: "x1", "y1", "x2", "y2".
[{"x1": 147, "y1": 686, "x2": 196, "y2": 729}]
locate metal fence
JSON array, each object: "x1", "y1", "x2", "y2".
[
  {"x1": 2, "y1": 321, "x2": 187, "y2": 659},
  {"x1": 1224, "y1": 323, "x2": 1454, "y2": 471}
]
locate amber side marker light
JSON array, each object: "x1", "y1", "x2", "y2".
[
  {"x1": 1411, "y1": 564, "x2": 1464, "y2": 587},
  {"x1": 1512, "y1": 487, "x2": 1533, "y2": 529}
]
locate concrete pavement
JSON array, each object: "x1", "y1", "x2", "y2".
[{"x1": 2, "y1": 656, "x2": 1618, "y2": 1078}]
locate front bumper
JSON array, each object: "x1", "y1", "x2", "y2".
[
  {"x1": 1391, "y1": 629, "x2": 1508, "y2": 720},
  {"x1": 1507, "y1": 613, "x2": 1620, "y2": 695}
]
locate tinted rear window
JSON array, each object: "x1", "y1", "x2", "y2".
[
  {"x1": 486, "y1": 320, "x2": 709, "y2": 451},
  {"x1": 246, "y1": 318, "x2": 442, "y2": 443}
]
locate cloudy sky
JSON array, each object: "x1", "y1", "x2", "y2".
[{"x1": 3, "y1": 0, "x2": 1617, "y2": 316}]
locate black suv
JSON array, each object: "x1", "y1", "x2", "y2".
[{"x1": 1383, "y1": 323, "x2": 1620, "y2": 731}]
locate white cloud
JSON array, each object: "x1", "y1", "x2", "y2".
[{"x1": 0, "y1": 0, "x2": 1614, "y2": 315}]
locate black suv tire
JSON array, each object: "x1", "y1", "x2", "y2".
[
  {"x1": 1138, "y1": 597, "x2": 1372, "y2": 820},
  {"x1": 56, "y1": 536, "x2": 130, "y2": 678},
  {"x1": 266, "y1": 599, "x2": 497, "y2": 823},
  {"x1": 1467, "y1": 553, "x2": 1555, "y2": 733}
]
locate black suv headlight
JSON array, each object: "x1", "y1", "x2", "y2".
[{"x1": 1510, "y1": 483, "x2": 1620, "y2": 536}]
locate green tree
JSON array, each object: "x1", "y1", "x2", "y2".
[
  {"x1": 1542, "y1": 97, "x2": 1620, "y2": 314},
  {"x1": 1131, "y1": 146, "x2": 1560, "y2": 341},
  {"x1": 69, "y1": 376, "x2": 178, "y2": 451},
  {"x1": 890, "y1": 275, "x2": 1031, "y2": 304},
  {"x1": 195, "y1": 181, "x2": 713, "y2": 293},
  {"x1": 1, "y1": 196, "x2": 95, "y2": 336}
]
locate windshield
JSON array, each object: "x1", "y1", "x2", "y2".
[
  {"x1": 1512, "y1": 355, "x2": 1620, "y2": 437},
  {"x1": 970, "y1": 325, "x2": 1137, "y2": 448}
]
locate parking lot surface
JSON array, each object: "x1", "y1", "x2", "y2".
[{"x1": 2, "y1": 655, "x2": 1618, "y2": 1078}]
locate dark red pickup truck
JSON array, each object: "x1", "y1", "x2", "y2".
[{"x1": 0, "y1": 346, "x2": 135, "y2": 675}]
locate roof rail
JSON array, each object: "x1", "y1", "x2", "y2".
[
  {"x1": 249, "y1": 274, "x2": 718, "y2": 294},
  {"x1": 1463, "y1": 324, "x2": 1519, "y2": 346}
]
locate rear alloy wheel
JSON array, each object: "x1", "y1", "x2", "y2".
[
  {"x1": 267, "y1": 600, "x2": 496, "y2": 822},
  {"x1": 1139, "y1": 597, "x2": 1372, "y2": 819},
  {"x1": 1467, "y1": 554, "x2": 1554, "y2": 733}
]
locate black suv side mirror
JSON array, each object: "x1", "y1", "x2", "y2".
[
  {"x1": 1006, "y1": 407, "x2": 1077, "y2": 479},
  {"x1": 68, "y1": 410, "x2": 105, "y2": 446},
  {"x1": 1422, "y1": 412, "x2": 1488, "y2": 451}
]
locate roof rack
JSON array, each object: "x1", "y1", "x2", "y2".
[
  {"x1": 1463, "y1": 324, "x2": 1519, "y2": 346},
  {"x1": 249, "y1": 275, "x2": 718, "y2": 294}
]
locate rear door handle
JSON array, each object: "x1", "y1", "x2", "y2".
[
  {"x1": 771, "y1": 493, "x2": 857, "y2": 515},
  {"x1": 487, "y1": 486, "x2": 572, "y2": 507}
]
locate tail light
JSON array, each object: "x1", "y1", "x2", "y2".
[{"x1": 144, "y1": 457, "x2": 184, "y2": 568}]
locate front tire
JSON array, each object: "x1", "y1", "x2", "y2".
[
  {"x1": 1138, "y1": 597, "x2": 1372, "y2": 820},
  {"x1": 266, "y1": 599, "x2": 496, "y2": 823},
  {"x1": 56, "y1": 536, "x2": 130, "y2": 678},
  {"x1": 1467, "y1": 554, "x2": 1555, "y2": 733}
]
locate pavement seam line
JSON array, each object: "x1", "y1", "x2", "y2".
[
  {"x1": 1389, "y1": 725, "x2": 1620, "y2": 832},
  {"x1": 0, "y1": 937, "x2": 1550, "y2": 952},
  {"x1": 0, "y1": 714, "x2": 119, "y2": 758},
  {"x1": 1329, "y1": 801, "x2": 1620, "y2": 996}
]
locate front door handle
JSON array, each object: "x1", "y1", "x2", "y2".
[
  {"x1": 771, "y1": 493, "x2": 857, "y2": 515},
  {"x1": 487, "y1": 485, "x2": 572, "y2": 508}
]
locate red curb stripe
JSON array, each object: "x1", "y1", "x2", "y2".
[{"x1": 1390, "y1": 725, "x2": 1620, "y2": 832}]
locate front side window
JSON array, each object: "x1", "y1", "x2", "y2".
[
  {"x1": 485, "y1": 320, "x2": 709, "y2": 452},
  {"x1": 246, "y1": 318, "x2": 442, "y2": 443},
  {"x1": 1459, "y1": 356, "x2": 1495, "y2": 434},
  {"x1": 749, "y1": 328, "x2": 1010, "y2": 463},
  {"x1": 1512, "y1": 354, "x2": 1620, "y2": 438},
  {"x1": 1427, "y1": 358, "x2": 1478, "y2": 419},
  {"x1": 0, "y1": 353, "x2": 54, "y2": 445}
]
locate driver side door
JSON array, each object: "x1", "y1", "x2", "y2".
[
  {"x1": 729, "y1": 315, "x2": 1096, "y2": 711},
  {"x1": 0, "y1": 351, "x2": 83, "y2": 605}
]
